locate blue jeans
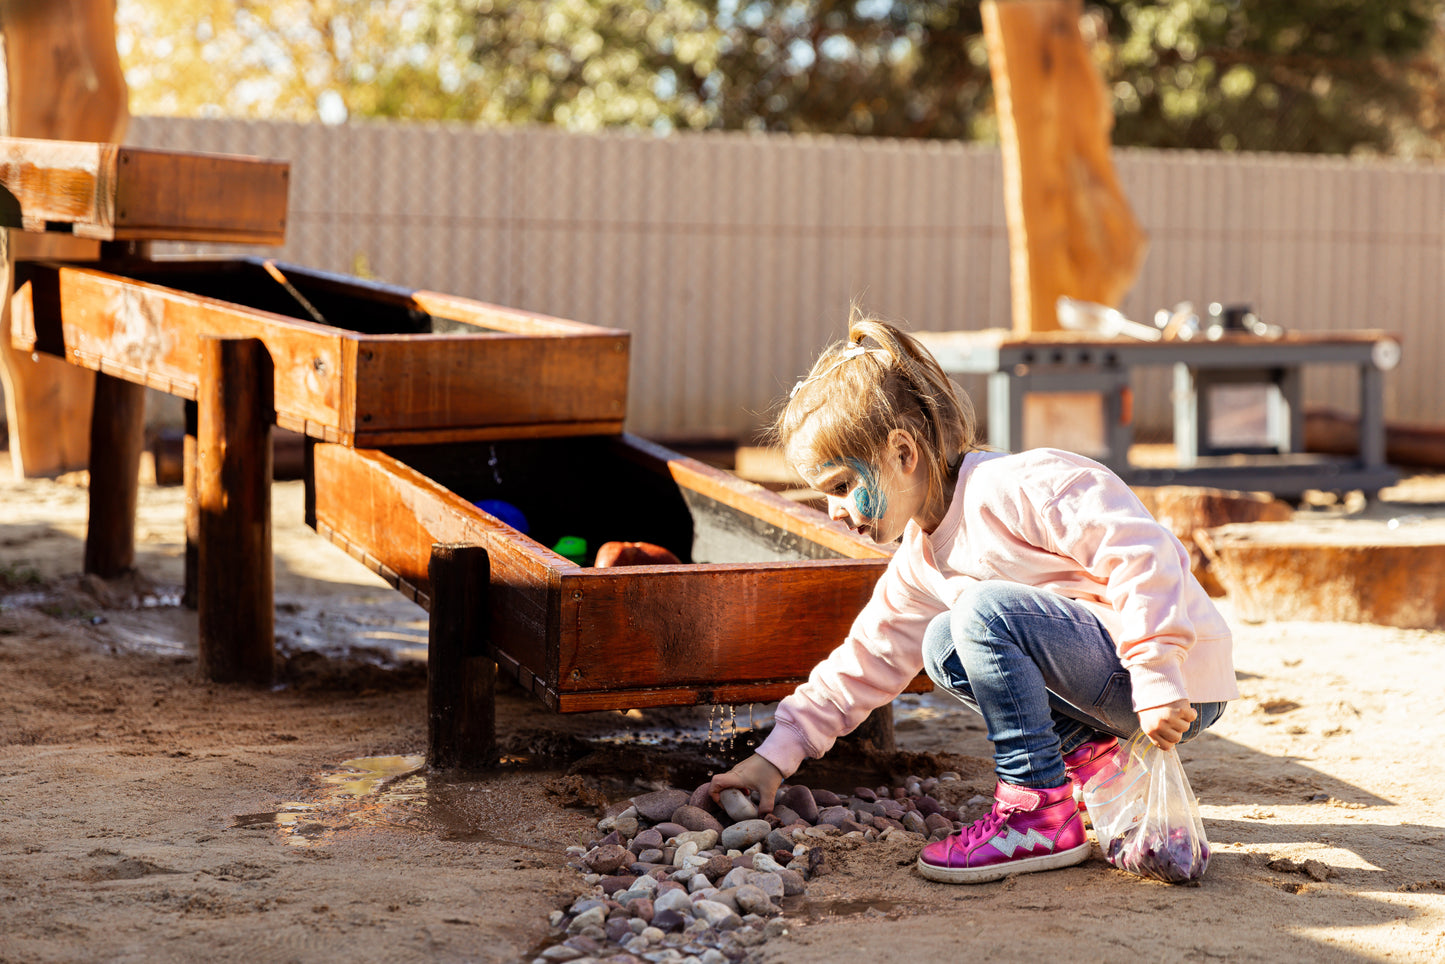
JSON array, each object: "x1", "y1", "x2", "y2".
[{"x1": 921, "y1": 582, "x2": 1227, "y2": 789}]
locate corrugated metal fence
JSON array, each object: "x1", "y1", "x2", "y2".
[{"x1": 120, "y1": 116, "x2": 1445, "y2": 442}]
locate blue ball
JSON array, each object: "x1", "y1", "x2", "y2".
[{"x1": 472, "y1": 499, "x2": 529, "y2": 535}]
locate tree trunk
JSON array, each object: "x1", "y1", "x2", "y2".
[
  {"x1": 0, "y1": 0, "x2": 129, "y2": 478},
  {"x1": 982, "y1": 0, "x2": 1147, "y2": 335}
]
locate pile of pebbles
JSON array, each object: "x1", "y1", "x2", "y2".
[{"x1": 532, "y1": 772, "x2": 972, "y2": 964}]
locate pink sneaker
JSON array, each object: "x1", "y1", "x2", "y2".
[
  {"x1": 1064, "y1": 736, "x2": 1121, "y2": 812},
  {"x1": 916, "y1": 781, "x2": 1091, "y2": 884}
]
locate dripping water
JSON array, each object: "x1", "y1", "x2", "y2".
[{"x1": 487, "y1": 444, "x2": 503, "y2": 485}]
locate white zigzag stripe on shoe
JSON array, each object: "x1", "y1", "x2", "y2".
[{"x1": 988, "y1": 827, "x2": 1056, "y2": 858}]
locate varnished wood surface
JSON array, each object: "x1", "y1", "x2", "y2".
[
  {"x1": 196, "y1": 337, "x2": 274, "y2": 685},
  {"x1": 82, "y1": 371, "x2": 145, "y2": 576},
  {"x1": 11, "y1": 259, "x2": 630, "y2": 443},
  {"x1": 307, "y1": 436, "x2": 928, "y2": 714},
  {"x1": 427, "y1": 544, "x2": 498, "y2": 770},
  {"x1": 0, "y1": 136, "x2": 288, "y2": 244}
]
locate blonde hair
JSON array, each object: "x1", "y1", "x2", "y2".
[{"x1": 774, "y1": 310, "x2": 980, "y2": 523}]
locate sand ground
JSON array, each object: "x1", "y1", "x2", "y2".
[{"x1": 2, "y1": 455, "x2": 1444, "y2": 963}]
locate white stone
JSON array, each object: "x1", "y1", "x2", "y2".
[
  {"x1": 653, "y1": 887, "x2": 695, "y2": 917},
  {"x1": 672, "y1": 829, "x2": 719, "y2": 851}
]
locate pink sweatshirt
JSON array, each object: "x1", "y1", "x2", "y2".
[{"x1": 757, "y1": 447, "x2": 1239, "y2": 778}]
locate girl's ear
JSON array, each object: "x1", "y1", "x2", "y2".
[{"x1": 890, "y1": 429, "x2": 920, "y2": 474}]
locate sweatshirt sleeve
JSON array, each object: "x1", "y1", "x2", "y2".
[
  {"x1": 755, "y1": 554, "x2": 943, "y2": 777},
  {"x1": 1025, "y1": 465, "x2": 1199, "y2": 711}
]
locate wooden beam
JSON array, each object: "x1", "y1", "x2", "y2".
[
  {"x1": 0, "y1": 137, "x2": 289, "y2": 244},
  {"x1": 982, "y1": 0, "x2": 1147, "y2": 334},
  {"x1": 197, "y1": 336, "x2": 274, "y2": 685},
  {"x1": 427, "y1": 543, "x2": 498, "y2": 771}
]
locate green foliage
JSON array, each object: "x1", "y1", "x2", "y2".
[
  {"x1": 1094, "y1": 0, "x2": 1444, "y2": 154},
  {"x1": 115, "y1": 0, "x2": 1445, "y2": 155}
]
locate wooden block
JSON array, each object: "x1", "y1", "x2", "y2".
[
  {"x1": 0, "y1": 136, "x2": 288, "y2": 245},
  {"x1": 1132, "y1": 485, "x2": 1294, "y2": 596},
  {"x1": 1199, "y1": 520, "x2": 1445, "y2": 629}
]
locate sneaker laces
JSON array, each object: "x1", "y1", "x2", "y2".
[{"x1": 958, "y1": 803, "x2": 1012, "y2": 848}]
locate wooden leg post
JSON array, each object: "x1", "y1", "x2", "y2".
[
  {"x1": 427, "y1": 543, "x2": 497, "y2": 771},
  {"x1": 82, "y1": 371, "x2": 146, "y2": 577},
  {"x1": 182, "y1": 399, "x2": 198, "y2": 609},
  {"x1": 849, "y1": 704, "x2": 896, "y2": 754},
  {"x1": 197, "y1": 336, "x2": 274, "y2": 685}
]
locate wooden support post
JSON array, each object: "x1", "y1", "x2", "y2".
[
  {"x1": 182, "y1": 399, "x2": 198, "y2": 610},
  {"x1": 427, "y1": 543, "x2": 497, "y2": 771},
  {"x1": 197, "y1": 336, "x2": 274, "y2": 685},
  {"x1": 82, "y1": 371, "x2": 146, "y2": 577},
  {"x1": 844, "y1": 704, "x2": 896, "y2": 755}
]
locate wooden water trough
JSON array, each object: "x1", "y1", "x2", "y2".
[
  {"x1": 308, "y1": 434, "x2": 923, "y2": 766},
  {"x1": 11, "y1": 257, "x2": 630, "y2": 444}
]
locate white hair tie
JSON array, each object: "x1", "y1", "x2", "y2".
[{"x1": 790, "y1": 344, "x2": 878, "y2": 398}]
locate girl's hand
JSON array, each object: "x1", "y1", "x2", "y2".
[
  {"x1": 1137, "y1": 699, "x2": 1197, "y2": 750},
  {"x1": 708, "y1": 754, "x2": 784, "y2": 815}
]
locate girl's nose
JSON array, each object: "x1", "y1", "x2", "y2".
[{"x1": 827, "y1": 496, "x2": 849, "y2": 522}]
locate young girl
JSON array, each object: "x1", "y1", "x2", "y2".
[{"x1": 709, "y1": 313, "x2": 1237, "y2": 884}]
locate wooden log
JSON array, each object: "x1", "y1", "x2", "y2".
[
  {"x1": 427, "y1": 543, "x2": 498, "y2": 771},
  {"x1": 981, "y1": 0, "x2": 1147, "y2": 334},
  {"x1": 82, "y1": 370, "x2": 145, "y2": 577},
  {"x1": 197, "y1": 337, "x2": 274, "y2": 684},
  {"x1": 1305, "y1": 407, "x2": 1445, "y2": 469},
  {"x1": 841, "y1": 705, "x2": 896, "y2": 755},
  {"x1": 0, "y1": 0, "x2": 127, "y2": 478}
]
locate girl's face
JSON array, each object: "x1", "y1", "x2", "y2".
[{"x1": 791, "y1": 428, "x2": 930, "y2": 544}]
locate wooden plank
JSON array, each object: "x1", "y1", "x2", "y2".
[
  {"x1": 0, "y1": 0, "x2": 123, "y2": 479},
  {"x1": 555, "y1": 558, "x2": 892, "y2": 693},
  {"x1": 0, "y1": 136, "x2": 288, "y2": 244},
  {"x1": 12, "y1": 261, "x2": 345, "y2": 429},
  {"x1": 349, "y1": 419, "x2": 625, "y2": 447},
  {"x1": 350, "y1": 332, "x2": 628, "y2": 437},
  {"x1": 2, "y1": 266, "x2": 94, "y2": 476},
  {"x1": 554, "y1": 675, "x2": 933, "y2": 714},
  {"x1": 196, "y1": 337, "x2": 274, "y2": 685}
]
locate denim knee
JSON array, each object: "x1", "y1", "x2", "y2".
[{"x1": 947, "y1": 581, "x2": 1041, "y2": 645}]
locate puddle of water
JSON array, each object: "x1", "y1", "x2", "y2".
[
  {"x1": 232, "y1": 754, "x2": 569, "y2": 852},
  {"x1": 781, "y1": 896, "x2": 906, "y2": 921}
]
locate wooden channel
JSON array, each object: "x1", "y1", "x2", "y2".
[{"x1": 307, "y1": 434, "x2": 927, "y2": 713}]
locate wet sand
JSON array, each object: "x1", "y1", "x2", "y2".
[{"x1": 2, "y1": 458, "x2": 1444, "y2": 962}]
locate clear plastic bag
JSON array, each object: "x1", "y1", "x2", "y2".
[{"x1": 1081, "y1": 735, "x2": 1211, "y2": 883}]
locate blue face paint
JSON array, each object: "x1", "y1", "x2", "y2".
[{"x1": 844, "y1": 457, "x2": 887, "y2": 521}]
